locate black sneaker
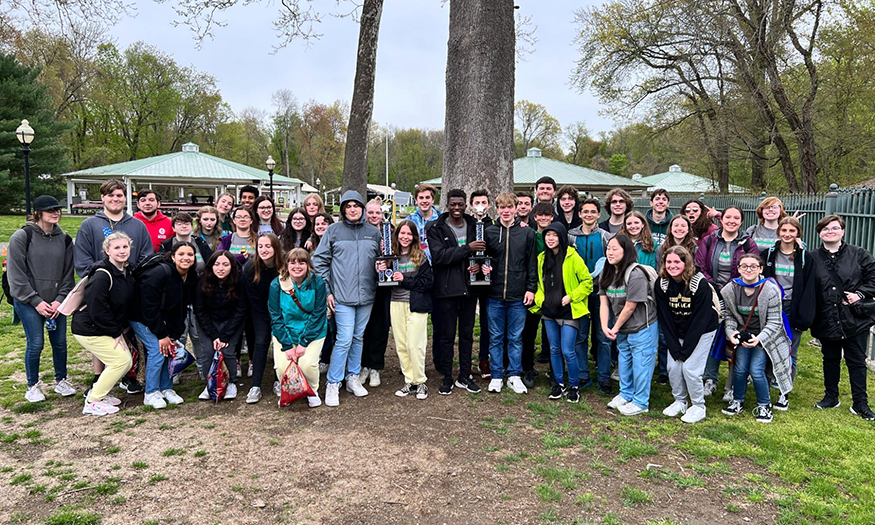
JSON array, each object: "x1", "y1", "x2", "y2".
[
  {"x1": 850, "y1": 404, "x2": 875, "y2": 421},
  {"x1": 721, "y1": 400, "x2": 743, "y2": 416},
  {"x1": 566, "y1": 387, "x2": 580, "y2": 404},
  {"x1": 597, "y1": 380, "x2": 613, "y2": 395},
  {"x1": 774, "y1": 393, "x2": 789, "y2": 411},
  {"x1": 753, "y1": 404, "x2": 773, "y2": 423},
  {"x1": 522, "y1": 370, "x2": 537, "y2": 389},
  {"x1": 548, "y1": 383, "x2": 564, "y2": 400},
  {"x1": 656, "y1": 374, "x2": 669, "y2": 385},
  {"x1": 439, "y1": 377, "x2": 454, "y2": 396},
  {"x1": 814, "y1": 396, "x2": 840, "y2": 409},
  {"x1": 119, "y1": 377, "x2": 143, "y2": 394},
  {"x1": 455, "y1": 376, "x2": 481, "y2": 393}
]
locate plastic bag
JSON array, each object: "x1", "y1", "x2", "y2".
[
  {"x1": 279, "y1": 360, "x2": 315, "y2": 407},
  {"x1": 167, "y1": 340, "x2": 195, "y2": 377},
  {"x1": 206, "y1": 351, "x2": 229, "y2": 403}
]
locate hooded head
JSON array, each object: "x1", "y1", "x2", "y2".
[
  {"x1": 543, "y1": 222, "x2": 568, "y2": 251},
  {"x1": 339, "y1": 190, "x2": 366, "y2": 224}
]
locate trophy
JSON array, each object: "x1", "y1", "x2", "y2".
[
  {"x1": 377, "y1": 203, "x2": 399, "y2": 287},
  {"x1": 469, "y1": 205, "x2": 492, "y2": 286}
]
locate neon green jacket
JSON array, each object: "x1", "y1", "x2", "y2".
[{"x1": 531, "y1": 248, "x2": 593, "y2": 319}]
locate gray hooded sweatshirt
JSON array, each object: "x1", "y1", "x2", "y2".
[
  {"x1": 7, "y1": 222, "x2": 75, "y2": 307},
  {"x1": 312, "y1": 190, "x2": 381, "y2": 306},
  {"x1": 73, "y1": 211, "x2": 153, "y2": 278}
]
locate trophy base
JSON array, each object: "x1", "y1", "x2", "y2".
[
  {"x1": 468, "y1": 280, "x2": 491, "y2": 286},
  {"x1": 378, "y1": 281, "x2": 400, "y2": 287}
]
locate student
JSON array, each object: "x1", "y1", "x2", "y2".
[
  {"x1": 535, "y1": 176, "x2": 556, "y2": 204},
  {"x1": 378, "y1": 221, "x2": 433, "y2": 400},
  {"x1": 427, "y1": 189, "x2": 484, "y2": 395},
  {"x1": 655, "y1": 216, "x2": 698, "y2": 269},
  {"x1": 809, "y1": 214, "x2": 875, "y2": 420},
  {"x1": 311, "y1": 212, "x2": 333, "y2": 252},
  {"x1": 555, "y1": 185, "x2": 582, "y2": 232},
  {"x1": 312, "y1": 190, "x2": 381, "y2": 407},
  {"x1": 218, "y1": 207, "x2": 258, "y2": 265},
  {"x1": 532, "y1": 222, "x2": 593, "y2": 404},
  {"x1": 72, "y1": 232, "x2": 136, "y2": 415},
  {"x1": 302, "y1": 193, "x2": 327, "y2": 222},
  {"x1": 242, "y1": 234, "x2": 284, "y2": 403},
  {"x1": 516, "y1": 192, "x2": 534, "y2": 227},
  {"x1": 193, "y1": 251, "x2": 247, "y2": 401},
  {"x1": 568, "y1": 198, "x2": 613, "y2": 394},
  {"x1": 655, "y1": 246, "x2": 720, "y2": 423},
  {"x1": 280, "y1": 207, "x2": 313, "y2": 252},
  {"x1": 600, "y1": 188, "x2": 632, "y2": 235},
  {"x1": 681, "y1": 199, "x2": 719, "y2": 240},
  {"x1": 525, "y1": 202, "x2": 556, "y2": 371},
  {"x1": 409, "y1": 183, "x2": 440, "y2": 262},
  {"x1": 195, "y1": 206, "x2": 223, "y2": 250},
  {"x1": 470, "y1": 189, "x2": 495, "y2": 379},
  {"x1": 645, "y1": 189, "x2": 672, "y2": 248},
  {"x1": 361, "y1": 197, "x2": 391, "y2": 387},
  {"x1": 481, "y1": 193, "x2": 537, "y2": 394},
  {"x1": 161, "y1": 212, "x2": 212, "y2": 273},
  {"x1": 239, "y1": 185, "x2": 259, "y2": 209},
  {"x1": 311, "y1": 213, "x2": 337, "y2": 372},
  {"x1": 253, "y1": 196, "x2": 283, "y2": 236},
  {"x1": 269, "y1": 248, "x2": 328, "y2": 408},
  {"x1": 216, "y1": 193, "x2": 235, "y2": 234},
  {"x1": 618, "y1": 211, "x2": 657, "y2": 269},
  {"x1": 601, "y1": 235, "x2": 659, "y2": 416},
  {"x1": 129, "y1": 242, "x2": 197, "y2": 409},
  {"x1": 747, "y1": 197, "x2": 787, "y2": 251},
  {"x1": 133, "y1": 189, "x2": 174, "y2": 252},
  {"x1": 8, "y1": 195, "x2": 76, "y2": 402},
  {"x1": 720, "y1": 253, "x2": 793, "y2": 424},
  {"x1": 74, "y1": 180, "x2": 153, "y2": 395}
]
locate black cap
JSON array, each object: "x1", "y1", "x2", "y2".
[{"x1": 33, "y1": 195, "x2": 61, "y2": 211}]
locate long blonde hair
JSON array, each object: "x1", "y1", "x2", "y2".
[
  {"x1": 392, "y1": 220, "x2": 426, "y2": 268},
  {"x1": 195, "y1": 206, "x2": 223, "y2": 249}
]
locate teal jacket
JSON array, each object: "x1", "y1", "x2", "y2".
[
  {"x1": 635, "y1": 241, "x2": 657, "y2": 269},
  {"x1": 268, "y1": 273, "x2": 328, "y2": 351}
]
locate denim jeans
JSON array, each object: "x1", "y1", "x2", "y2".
[
  {"x1": 15, "y1": 300, "x2": 67, "y2": 386},
  {"x1": 487, "y1": 299, "x2": 526, "y2": 379},
  {"x1": 733, "y1": 344, "x2": 770, "y2": 406},
  {"x1": 544, "y1": 319, "x2": 580, "y2": 387},
  {"x1": 575, "y1": 294, "x2": 611, "y2": 383},
  {"x1": 328, "y1": 303, "x2": 374, "y2": 384},
  {"x1": 130, "y1": 321, "x2": 173, "y2": 394},
  {"x1": 616, "y1": 323, "x2": 659, "y2": 410}
]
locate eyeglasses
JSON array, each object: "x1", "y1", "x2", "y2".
[
  {"x1": 684, "y1": 208, "x2": 700, "y2": 213},
  {"x1": 257, "y1": 206, "x2": 274, "y2": 211},
  {"x1": 821, "y1": 226, "x2": 843, "y2": 233},
  {"x1": 610, "y1": 199, "x2": 626, "y2": 204},
  {"x1": 764, "y1": 205, "x2": 782, "y2": 211},
  {"x1": 738, "y1": 264, "x2": 761, "y2": 271}
]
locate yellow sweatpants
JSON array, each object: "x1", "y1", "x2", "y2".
[
  {"x1": 390, "y1": 301, "x2": 428, "y2": 385},
  {"x1": 273, "y1": 337, "x2": 324, "y2": 391},
  {"x1": 74, "y1": 334, "x2": 132, "y2": 403}
]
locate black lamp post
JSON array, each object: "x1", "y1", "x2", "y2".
[
  {"x1": 266, "y1": 155, "x2": 276, "y2": 201},
  {"x1": 15, "y1": 119, "x2": 34, "y2": 215}
]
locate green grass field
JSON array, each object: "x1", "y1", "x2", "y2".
[{"x1": 0, "y1": 215, "x2": 87, "y2": 245}]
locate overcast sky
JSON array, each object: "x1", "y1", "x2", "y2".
[{"x1": 108, "y1": 0, "x2": 614, "y2": 138}]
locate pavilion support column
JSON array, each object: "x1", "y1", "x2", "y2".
[
  {"x1": 124, "y1": 177, "x2": 133, "y2": 215},
  {"x1": 66, "y1": 179, "x2": 74, "y2": 214}
]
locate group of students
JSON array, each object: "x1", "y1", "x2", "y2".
[{"x1": 9, "y1": 177, "x2": 875, "y2": 424}]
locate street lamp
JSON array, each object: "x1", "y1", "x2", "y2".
[
  {"x1": 316, "y1": 177, "x2": 321, "y2": 199},
  {"x1": 15, "y1": 119, "x2": 34, "y2": 215},
  {"x1": 266, "y1": 155, "x2": 276, "y2": 200}
]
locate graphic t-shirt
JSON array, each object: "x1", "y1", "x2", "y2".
[
  {"x1": 734, "y1": 285, "x2": 762, "y2": 334},
  {"x1": 774, "y1": 250, "x2": 795, "y2": 300},
  {"x1": 228, "y1": 233, "x2": 251, "y2": 258},
  {"x1": 448, "y1": 220, "x2": 468, "y2": 247},
  {"x1": 716, "y1": 243, "x2": 733, "y2": 286},
  {"x1": 258, "y1": 222, "x2": 275, "y2": 235},
  {"x1": 391, "y1": 254, "x2": 417, "y2": 302},
  {"x1": 600, "y1": 266, "x2": 656, "y2": 333},
  {"x1": 747, "y1": 224, "x2": 778, "y2": 251}
]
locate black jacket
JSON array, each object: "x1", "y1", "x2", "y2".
[
  {"x1": 160, "y1": 236, "x2": 213, "y2": 267},
  {"x1": 484, "y1": 220, "x2": 538, "y2": 302},
  {"x1": 193, "y1": 279, "x2": 248, "y2": 342},
  {"x1": 427, "y1": 212, "x2": 478, "y2": 299},
  {"x1": 655, "y1": 274, "x2": 720, "y2": 362},
  {"x1": 397, "y1": 259, "x2": 434, "y2": 313},
  {"x1": 762, "y1": 244, "x2": 816, "y2": 331},
  {"x1": 242, "y1": 260, "x2": 278, "y2": 321},
  {"x1": 129, "y1": 261, "x2": 197, "y2": 340},
  {"x1": 810, "y1": 242, "x2": 875, "y2": 340},
  {"x1": 71, "y1": 259, "x2": 135, "y2": 338}
]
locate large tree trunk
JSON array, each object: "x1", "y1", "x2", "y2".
[
  {"x1": 442, "y1": 0, "x2": 516, "y2": 206},
  {"x1": 341, "y1": 0, "x2": 384, "y2": 199}
]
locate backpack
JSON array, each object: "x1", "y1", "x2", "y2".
[
  {"x1": 131, "y1": 252, "x2": 171, "y2": 309},
  {"x1": 622, "y1": 263, "x2": 658, "y2": 327},
  {"x1": 2, "y1": 226, "x2": 73, "y2": 305},
  {"x1": 692, "y1": 273, "x2": 724, "y2": 323}
]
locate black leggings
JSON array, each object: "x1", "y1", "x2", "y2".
[{"x1": 248, "y1": 316, "x2": 273, "y2": 388}]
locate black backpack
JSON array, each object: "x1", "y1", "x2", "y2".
[
  {"x1": 2, "y1": 227, "x2": 73, "y2": 305},
  {"x1": 131, "y1": 252, "x2": 171, "y2": 309}
]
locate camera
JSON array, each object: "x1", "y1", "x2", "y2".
[{"x1": 737, "y1": 331, "x2": 755, "y2": 344}]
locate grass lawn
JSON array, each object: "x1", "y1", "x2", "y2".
[{"x1": 0, "y1": 214, "x2": 87, "y2": 244}]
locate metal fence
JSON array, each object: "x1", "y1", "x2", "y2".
[{"x1": 628, "y1": 185, "x2": 875, "y2": 254}]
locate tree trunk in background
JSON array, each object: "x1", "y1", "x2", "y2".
[
  {"x1": 442, "y1": 0, "x2": 516, "y2": 206},
  {"x1": 341, "y1": 0, "x2": 384, "y2": 199}
]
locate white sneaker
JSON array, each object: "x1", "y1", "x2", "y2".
[
  {"x1": 25, "y1": 382, "x2": 46, "y2": 403},
  {"x1": 703, "y1": 379, "x2": 717, "y2": 396},
  {"x1": 507, "y1": 376, "x2": 528, "y2": 394},
  {"x1": 346, "y1": 374, "x2": 368, "y2": 397},
  {"x1": 369, "y1": 369, "x2": 381, "y2": 387},
  {"x1": 487, "y1": 378, "x2": 503, "y2": 393},
  {"x1": 722, "y1": 388, "x2": 734, "y2": 403},
  {"x1": 618, "y1": 402, "x2": 648, "y2": 416},
  {"x1": 307, "y1": 394, "x2": 322, "y2": 408},
  {"x1": 161, "y1": 389, "x2": 184, "y2": 405},
  {"x1": 102, "y1": 395, "x2": 122, "y2": 406},
  {"x1": 225, "y1": 383, "x2": 238, "y2": 400},
  {"x1": 82, "y1": 399, "x2": 119, "y2": 416},
  {"x1": 318, "y1": 362, "x2": 329, "y2": 374},
  {"x1": 199, "y1": 387, "x2": 210, "y2": 400},
  {"x1": 662, "y1": 401, "x2": 687, "y2": 417},
  {"x1": 359, "y1": 367, "x2": 371, "y2": 385},
  {"x1": 607, "y1": 394, "x2": 630, "y2": 410},
  {"x1": 246, "y1": 387, "x2": 262, "y2": 404},
  {"x1": 611, "y1": 367, "x2": 620, "y2": 382},
  {"x1": 144, "y1": 392, "x2": 167, "y2": 409},
  {"x1": 325, "y1": 383, "x2": 340, "y2": 406},
  {"x1": 54, "y1": 378, "x2": 76, "y2": 397},
  {"x1": 236, "y1": 362, "x2": 242, "y2": 380},
  {"x1": 247, "y1": 362, "x2": 253, "y2": 377},
  {"x1": 273, "y1": 381, "x2": 281, "y2": 397},
  {"x1": 415, "y1": 383, "x2": 429, "y2": 400},
  {"x1": 172, "y1": 374, "x2": 180, "y2": 385},
  {"x1": 681, "y1": 405, "x2": 707, "y2": 423}
]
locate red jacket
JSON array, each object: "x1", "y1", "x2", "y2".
[{"x1": 134, "y1": 211, "x2": 174, "y2": 252}]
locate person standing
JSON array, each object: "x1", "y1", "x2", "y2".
[
  {"x1": 681, "y1": 199, "x2": 720, "y2": 240},
  {"x1": 8, "y1": 195, "x2": 76, "y2": 402},
  {"x1": 312, "y1": 190, "x2": 380, "y2": 407},
  {"x1": 218, "y1": 207, "x2": 258, "y2": 265},
  {"x1": 515, "y1": 192, "x2": 534, "y2": 227},
  {"x1": 469, "y1": 190, "x2": 495, "y2": 380},
  {"x1": 280, "y1": 207, "x2": 313, "y2": 252},
  {"x1": 253, "y1": 196, "x2": 284, "y2": 236},
  {"x1": 133, "y1": 189, "x2": 174, "y2": 253},
  {"x1": 302, "y1": 193, "x2": 326, "y2": 222},
  {"x1": 215, "y1": 193, "x2": 235, "y2": 234},
  {"x1": 525, "y1": 202, "x2": 556, "y2": 372},
  {"x1": 409, "y1": 183, "x2": 440, "y2": 262},
  {"x1": 535, "y1": 176, "x2": 557, "y2": 205},
  {"x1": 160, "y1": 212, "x2": 212, "y2": 272},
  {"x1": 746, "y1": 197, "x2": 788, "y2": 251},
  {"x1": 617, "y1": 211, "x2": 657, "y2": 269},
  {"x1": 600, "y1": 188, "x2": 633, "y2": 235},
  {"x1": 555, "y1": 185, "x2": 582, "y2": 232},
  {"x1": 195, "y1": 206, "x2": 223, "y2": 250},
  {"x1": 646, "y1": 189, "x2": 673, "y2": 248},
  {"x1": 809, "y1": 214, "x2": 875, "y2": 420},
  {"x1": 239, "y1": 185, "x2": 259, "y2": 209},
  {"x1": 655, "y1": 216, "x2": 698, "y2": 270},
  {"x1": 360, "y1": 198, "x2": 392, "y2": 387}
]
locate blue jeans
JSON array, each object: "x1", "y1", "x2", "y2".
[
  {"x1": 15, "y1": 300, "x2": 67, "y2": 386},
  {"x1": 130, "y1": 321, "x2": 172, "y2": 394},
  {"x1": 328, "y1": 303, "x2": 374, "y2": 384},
  {"x1": 487, "y1": 299, "x2": 526, "y2": 378},
  {"x1": 733, "y1": 344, "x2": 770, "y2": 406},
  {"x1": 575, "y1": 294, "x2": 611, "y2": 384},
  {"x1": 616, "y1": 323, "x2": 659, "y2": 410},
  {"x1": 544, "y1": 319, "x2": 580, "y2": 387}
]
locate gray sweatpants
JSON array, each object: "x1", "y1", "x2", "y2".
[{"x1": 668, "y1": 330, "x2": 717, "y2": 408}]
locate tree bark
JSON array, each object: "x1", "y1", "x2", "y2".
[
  {"x1": 442, "y1": 0, "x2": 516, "y2": 205},
  {"x1": 340, "y1": 0, "x2": 384, "y2": 199}
]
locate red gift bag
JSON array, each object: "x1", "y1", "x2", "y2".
[{"x1": 279, "y1": 360, "x2": 315, "y2": 407}]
